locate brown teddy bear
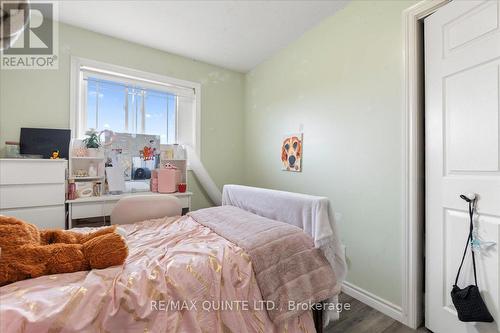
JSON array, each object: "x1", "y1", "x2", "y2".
[{"x1": 0, "y1": 215, "x2": 128, "y2": 286}]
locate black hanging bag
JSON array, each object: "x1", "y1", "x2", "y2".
[{"x1": 450, "y1": 195, "x2": 494, "y2": 323}]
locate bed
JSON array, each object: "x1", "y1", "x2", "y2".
[{"x1": 0, "y1": 185, "x2": 346, "y2": 333}]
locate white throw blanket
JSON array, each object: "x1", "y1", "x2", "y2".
[{"x1": 222, "y1": 184, "x2": 347, "y2": 326}]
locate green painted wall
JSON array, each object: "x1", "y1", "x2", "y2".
[
  {"x1": 0, "y1": 22, "x2": 245, "y2": 209},
  {"x1": 243, "y1": 0, "x2": 417, "y2": 306}
]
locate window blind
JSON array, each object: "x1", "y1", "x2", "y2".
[
  {"x1": 80, "y1": 66, "x2": 195, "y2": 99},
  {"x1": 80, "y1": 67, "x2": 195, "y2": 144}
]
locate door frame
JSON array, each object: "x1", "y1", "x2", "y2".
[{"x1": 401, "y1": 0, "x2": 449, "y2": 328}]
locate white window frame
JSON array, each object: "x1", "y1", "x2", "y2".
[{"x1": 70, "y1": 56, "x2": 201, "y2": 155}]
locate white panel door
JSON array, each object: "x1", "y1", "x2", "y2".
[{"x1": 425, "y1": 1, "x2": 500, "y2": 333}]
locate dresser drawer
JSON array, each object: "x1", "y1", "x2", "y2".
[
  {"x1": 0, "y1": 184, "x2": 65, "y2": 209},
  {"x1": 0, "y1": 160, "x2": 66, "y2": 185},
  {"x1": 0, "y1": 205, "x2": 65, "y2": 229}
]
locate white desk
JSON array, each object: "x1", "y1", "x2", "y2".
[{"x1": 67, "y1": 191, "x2": 192, "y2": 228}]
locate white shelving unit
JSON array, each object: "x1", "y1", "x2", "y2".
[
  {"x1": 71, "y1": 176, "x2": 103, "y2": 180},
  {"x1": 68, "y1": 139, "x2": 105, "y2": 198}
]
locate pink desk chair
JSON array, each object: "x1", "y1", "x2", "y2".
[{"x1": 111, "y1": 195, "x2": 182, "y2": 225}]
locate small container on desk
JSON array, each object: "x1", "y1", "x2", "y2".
[{"x1": 4, "y1": 141, "x2": 20, "y2": 158}]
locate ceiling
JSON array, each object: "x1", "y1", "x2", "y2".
[{"x1": 58, "y1": 0, "x2": 348, "y2": 73}]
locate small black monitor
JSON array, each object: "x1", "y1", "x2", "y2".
[{"x1": 20, "y1": 128, "x2": 71, "y2": 159}]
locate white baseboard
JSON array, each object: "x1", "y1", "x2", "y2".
[{"x1": 342, "y1": 281, "x2": 405, "y2": 323}]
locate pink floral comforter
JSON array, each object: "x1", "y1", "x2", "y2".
[{"x1": 0, "y1": 216, "x2": 315, "y2": 333}]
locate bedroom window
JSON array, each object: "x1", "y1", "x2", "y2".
[
  {"x1": 85, "y1": 78, "x2": 177, "y2": 143},
  {"x1": 71, "y1": 57, "x2": 200, "y2": 150}
]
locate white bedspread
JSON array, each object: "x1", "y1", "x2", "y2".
[{"x1": 222, "y1": 184, "x2": 347, "y2": 325}]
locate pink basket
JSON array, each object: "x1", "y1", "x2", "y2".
[{"x1": 157, "y1": 166, "x2": 181, "y2": 193}]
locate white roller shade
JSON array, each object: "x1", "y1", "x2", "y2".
[{"x1": 80, "y1": 66, "x2": 195, "y2": 99}]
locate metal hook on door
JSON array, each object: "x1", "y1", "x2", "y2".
[{"x1": 460, "y1": 193, "x2": 497, "y2": 254}]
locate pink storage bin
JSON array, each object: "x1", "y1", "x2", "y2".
[{"x1": 158, "y1": 167, "x2": 181, "y2": 193}]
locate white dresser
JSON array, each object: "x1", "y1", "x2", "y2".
[{"x1": 0, "y1": 159, "x2": 67, "y2": 229}]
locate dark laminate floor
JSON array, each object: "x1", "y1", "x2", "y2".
[{"x1": 326, "y1": 293, "x2": 430, "y2": 333}]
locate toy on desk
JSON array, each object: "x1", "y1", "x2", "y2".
[{"x1": 50, "y1": 150, "x2": 60, "y2": 159}]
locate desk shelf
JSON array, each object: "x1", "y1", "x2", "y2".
[{"x1": 69, "y1": 176, "x2": 104, "y2": 181}]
